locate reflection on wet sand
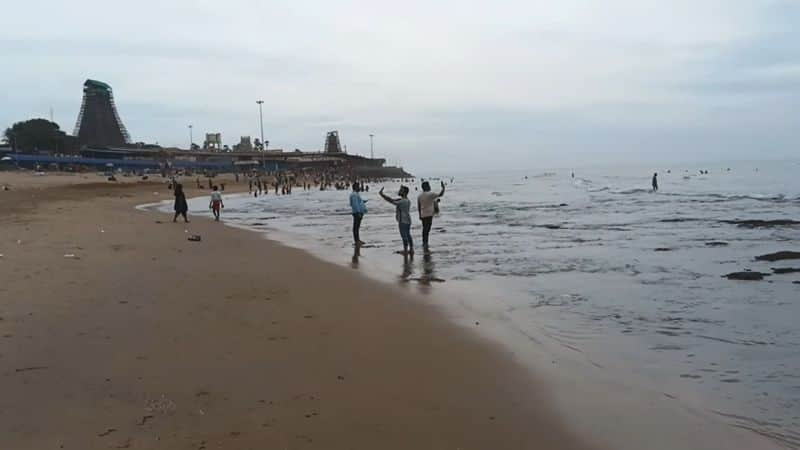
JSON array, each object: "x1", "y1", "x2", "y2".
[
  {"x1": 351, "y1": 245, "x2": 361, "y2": 269},
  {"x1": 393, "y1": 252, "x2": 447, "y2": 293},
  {"x1": 400, "y1": 254, "x2": 414, "y2": 283},
  {"x1": 417, "y1": 252, "x2": 446, "y2": 288}
]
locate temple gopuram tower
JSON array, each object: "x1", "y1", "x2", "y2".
[
  {"x1": 324, "y1": 130, "x2": 343, "y2": 154},
  {"x1": 73, "y1": 79, "x2": 130, "y2": 147}
]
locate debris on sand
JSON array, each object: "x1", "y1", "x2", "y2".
[
  {"x1": 724, "y1": 271, "x2": 770, "y2": 281},
  {"x1": 755, "y1": 251, "x2": 800, "y2": 262},
  {"x1": 98, "y1": 428, "x2": 117, "y2": 437},
  {"x1": 15, "y1": 366, "x2": 48, "y2": 372},
  {"x1": 138, "y1": 415, "x2": 154, "y2": 426},
  {"x1": 187, "y1": 235, "x2": 202, "y2": 242}
]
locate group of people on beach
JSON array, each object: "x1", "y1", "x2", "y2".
[
  {"x1": 350, "y1": 180, "x2": 446, "y2": 255},
  {"x1": 171, "y1": 176, "x2": 447, "y2": 256},
  {"x1": 171, "y1": 183, "x2": 224, "y2": 223}
]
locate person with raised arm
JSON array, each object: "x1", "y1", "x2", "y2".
[
  {"x1": 380, "y1": 185, "x2": 414, "y2": 255},
  {"x1": 417, "y1": 180, "x2": 445, "y2": 252}
]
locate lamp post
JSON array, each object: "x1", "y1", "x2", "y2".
[
  {"x1": 369, "y1": 134, "x2": 374, "y2": 159},
  {"x1": 188, "y1": 124, "x2": 193, "y2": 150},
  {"x1": 256, "y1": 100, "x2": 265, "y2": 151}
]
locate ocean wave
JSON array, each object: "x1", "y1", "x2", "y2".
[
  {"x1": 594, "y1": 188, "x2": 791, "y2": 203},
  {"x1": 660, "y1": 192, "x2": 789, "y2": 202},
  {"x1": 610, "y1": 188, "x2": 652, "y2": 195}
]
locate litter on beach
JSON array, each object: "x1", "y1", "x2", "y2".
[
  {"x1": 187, "y1": 235, "x2": 202, "y2": 242},
  {"x1": 63, "y1": 254, "x2": 79, "y2": 259}
]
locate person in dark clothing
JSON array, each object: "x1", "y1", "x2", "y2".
[
  {"x1": 652, "y1": 173, "x2": 659, "y2": 192},
  {"x1": 173, "y1": 183, "x2": 189, "y2": 223}
]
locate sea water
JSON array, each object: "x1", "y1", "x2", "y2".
[{"x1": 179, "y1": 160, "x2": 800, "y2": 446}]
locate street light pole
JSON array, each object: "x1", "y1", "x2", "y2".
[
  {"x1": 369, "y1": 134, "x2": 374, "y2": 159},
  {"x1": 256, "y1": 100, "x2": 265, "y2": 151},
  {"x1": 188, "y1": 124, "x2": 193, "y2": 150}
]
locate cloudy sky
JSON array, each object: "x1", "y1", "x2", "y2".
[{"x1": 2, "y1": 0, "x2": 798, "y2": 171}]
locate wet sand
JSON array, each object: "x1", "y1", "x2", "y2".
[{"x1": 0, "y1": 173, "x2": 781, "y2": 449}]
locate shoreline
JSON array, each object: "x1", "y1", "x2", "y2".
[
  {"x1": 175, "y1": 188, "x2": 792, "y2": 449},
  {"x1": 0, "y1": 173, "x2": 783, "y2": 449}
]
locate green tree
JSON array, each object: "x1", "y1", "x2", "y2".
[{"x1": 3, "y1": 118, "x2": 79, "y2": 153}]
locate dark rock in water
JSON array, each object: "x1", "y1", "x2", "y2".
[
  {"x1": 793, "y1": 281, "x2": 800, "y2": 285},
  {"x1": 722, "y1": 219, "x2": 800, "y2": 228},
  {"x1": 655, "y1": 248, "x2": 672, "y2": 252},
  {"x1": 724, "y1": 271, "x2": 770, "y2": 281},
  {"x1": 705, "y1": 241, "x2": 729, "y2": 247},
  {"x1": 559, "y1": 203, "x2": 568, "y2": 207},
  {"x1": 771, "y1": 268, "x2": 800, "y2": 274},
  {"x1": 755, "y1": 251, "x2": 800, "y2": 262},
  {"x1": 543, "y1": 224, "x2": 562, "y2": 229}
]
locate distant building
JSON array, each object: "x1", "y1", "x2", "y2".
[
  {"x1": 324, "y1": 130, "x2": 342, "y2": 154},
  {"x1": 73, "y1": 79, "x2": 130, "y2": 147},
  {"x1": 233, "y1": 136, "x2": 253, "y2": 152},
  {"x1": 204, "y1": 133, "x2": 222, "y2": 151}
]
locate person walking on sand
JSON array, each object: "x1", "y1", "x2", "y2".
[
  {"x1": 652, "y1": 172, "x2": 659, "y2": 192},
  {"x1": 379, "y1": 186, "x2": 414, "y2": 255},
  {"x1": 173, "y1": 183, "x2": 189, "y2": 223},
  {"x1": 210, "y1": 185, "x2": 224, "y2": 221},
  {"x1": 417, "y1": 180, "x2": 445, "y2": 252},
  {"x1": 349, "y1": 183, "x2": 368, "y2": 246}
]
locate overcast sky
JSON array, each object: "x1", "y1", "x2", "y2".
[{"x1": 1, "y1": 0, "x2": 798, "y2": 171}]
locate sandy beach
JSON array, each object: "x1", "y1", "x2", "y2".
[{"x1": 0, "y1": 172, "x2": 783, "y2": 449}]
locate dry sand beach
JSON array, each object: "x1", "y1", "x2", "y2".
[{"x1": 0, "y1": 173, "x2": 783, "y2": 449}]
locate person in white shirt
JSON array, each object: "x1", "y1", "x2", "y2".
[
  {"x1": 417, "y1": 180, "x2": 445, "y2": 252},
  {"x1": 209, "y1": 185, "x2": 224, "y2": 221}
]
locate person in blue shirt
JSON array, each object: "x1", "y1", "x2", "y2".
[{"x1": 349, "y1": 183, "x2": 368, "y2": 246}]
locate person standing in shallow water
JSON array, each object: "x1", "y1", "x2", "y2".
[
  {"x1": 349, "y1": 183, "x2": 368, "y2": 246},
  {"x1": 173, "y1": 183, "x2": 189, "y2": 223},
  {"x1": 652, "y1": 173, "x2": 659, "y2": 192},
  {"x1": 379, "y1": 186, "x2": 414, "y2": 255},
  {"x1": 209, "y1": 185, "x2": 224, "y2": 221},
  {"x1": 417, "y1": 180, "x2": 445, "y2": 252}
]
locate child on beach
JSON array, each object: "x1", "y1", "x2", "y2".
[
  {"x1": 210, "y1": 185, "x2": 224, "y2": 221},
  {"x1": 379, "y1": 186, "x2": 414, "y2": 255}
]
